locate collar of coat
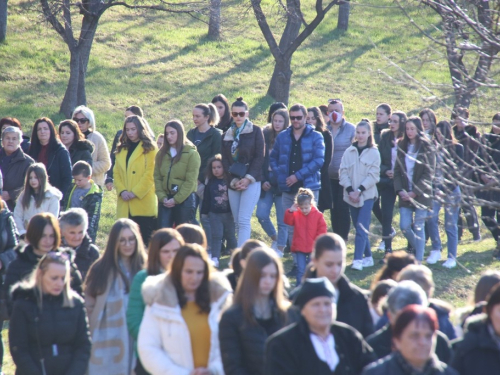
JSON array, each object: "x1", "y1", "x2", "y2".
[
  {"x1": 223, "y1": 120, "x2": 255, "y2": 141},
  {"x1": 142, "y1": 270, "x2": 232, "y2": 308}
]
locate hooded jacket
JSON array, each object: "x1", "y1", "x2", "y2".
[
  {"x1": 284, "y1": 206, "x2": 327, "y2": 253},
  {"x1": 270, "y1": 124, "x2": 325, "y2": 192},
  {"x1": 154, "y1": 142, "x2": 201, "y2": 205},
  {"x1": 63, "y1": 234, "x2": 99, "y2": 281},
  {"x1": 115, "y1": 141, "x2": 158, "y2": 218},
  {"x1": 85, "y1": 132, "x2": 111, "y2": 187},
  {"x1": 13, "y1": 186, "x2": 62, "y2": 235},
  {"x1": 62, "y1": 180, "x2": 103, "y2": 243},
  {"x1": 451, "y1": 314, "x2": 500, "y2": 375},
  {"x1": 68, "y1": 138, "x2": 94, "y2": 167},
  {"x1": 0, "y1": 147, "x2": 34, "y2": 211},
  {"x1": 339, "y1": 143, "x2": 381, "y2": 208},
  {"x1": 9, "y1": 285, "x2": 91, "y2": 375},
  {"x1": 138, "y1": 272, "x2": 232, "y2": 375},
  {"x1": 4, "y1": 245, "x2": 83, "y2": 315}
]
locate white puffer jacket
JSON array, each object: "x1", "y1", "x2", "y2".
[
  {"x1": 13, "y1": 187, "x2": 62, "y2": 235},
  {"x1": 86, "y1": 131, "x2": 111, "y2": 187},
  {"x1": 138, "y1": 272, "x2": 232, "y2": 375},
  {"x1": 339, "y1": 144, "x2": 381, "y2": 207}
]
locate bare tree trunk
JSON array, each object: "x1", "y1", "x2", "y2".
[
  {"x1": 267, "y1": 57, "x2": 292, "y2": 104},
  {"x1": 208, "y1": 0, "x2": 221, "y2": 40},
  {"x1": 0, "y1": 0, "x2": 7, "y2": 42},
  {"x1": 337, "y1": 0, "x2": 349, "y2": 31},
  {"x1": 60, "y1": 49, "x2": 81, "y2": 117}
]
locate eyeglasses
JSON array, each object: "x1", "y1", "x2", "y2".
[
  {"x1": 290, "y1": 116, "x2": 303, "y2": 121},
  {"x1": 231, "y1": 112, "x2": 246, "y2": 118},
  {"x1": 328, "y1": 98, "x2": 342, "y2": 104},
  {"x1": 72, "y1": 118, "x2": 89, "y2": 124},
  {"x1": 119, "y1": 237, "x2": 137, "y2": 245}
]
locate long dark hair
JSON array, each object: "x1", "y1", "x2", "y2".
[
  {"x1": 391, "y1": 111, "x2": 407, "y2": 140},
  {"x1": 29, "y1": 117, "x2": 60, "y2": 159},
  {"x1": 157, "y1": 120, "x2": 187, "y2": 167},
  {"x1": 398, "y1": 116, "x2": 430, "y2": 153},
  {"x1": 234, "y1": 248, "x2": 288, "y2": 325},
  {"x1": 58, "y1": 120, "x2": 85, "y2": 148},
  {"x1": 212, "y1": 94, "x2": 232, "y2": 131},
  {"x1": 85, "y1": 219, "x2": 146, "y2": 296},
  {"x1": 205, "y1": 154, "x2": 226, "y2": 180},
  {"x1": 268, "y1": 109, "x2": 289, "y2": 148},
  {"x1": 307, "y1": 106, "x2": 327, "y2": 132},
  {"x1": 116, "y1": 115, "x2": 155, "y2": 154},
  {"x1": 21, "y1": 163, "x2": 50, "y2": 209},
  {"x1": 170, "y1": 244, "x2": 211, "y2": 313},
  {"x1": 146, "y1": 228, "x2": 184, "y2": 275}
]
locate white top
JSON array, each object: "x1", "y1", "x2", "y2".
[
  {"x1": 309, "y1": 333, "x2": 339, "y2": 371},
  {"x1": 405, "y1": 143, "x2": 418, "y2": 191},
  {"x1": 170, "y1": 147, "x2": 177, "y2": 158}
]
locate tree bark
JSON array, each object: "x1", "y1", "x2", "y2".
[
  {"x1": 267, "y1": 57, "x2": 293, "y2": 104},
  {"x1": 337, "y1": 0, "x2": 349, "y2": 31},
  {"x1": 208, "y1": 0, "x2": 221, "y2": 40},
  {"x1": 0, "y1": 0, "x2": 7, "y2": 42},
  {"x1": 60, "y1": 49, "x2": 81, "y2": 117}
]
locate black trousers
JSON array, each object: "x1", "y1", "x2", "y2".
[
  {"x1": 481, "y1": 206, "x2": 500, "y2": 242},
  {"x1": 330, "y1": 178, "x2": 351, "y2": 241},
  {"x1": 129, "y1": 215, "x2": 157, "y2": 246}
]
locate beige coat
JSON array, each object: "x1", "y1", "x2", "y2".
[
  {"x1": 13, "y1": 187, "x2": 62, "y2": 235},
  {"x1": 87, "y1": 131, "x2": 111, "y2": 187},
  {"x1": 339, "y1": 144, "x2": 381, "y2": 207},
  {"x1": 138, "y1": 272, "x2": 232, "y2": 375}
]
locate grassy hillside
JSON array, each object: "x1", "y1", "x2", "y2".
[{"x1": 1, "y1": 0, "x2": 500, "y2": 372}]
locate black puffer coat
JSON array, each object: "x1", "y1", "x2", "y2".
[
  {"x1": 265, "y1": 317, "x2": 376, "y2": 375},
  {"x1": 219, "y1": 302, "x2": 288, "y2": 375},
  {"x1": 362, "y1": 352, "x2": 457, "y2": 375},
  {"x1": 68, "y1": 139, "x2": 94, "y2": 167},
  {"x1": 9, "y1": 285, "x2": 91, "y2": 375},
  {"x1": 0, "y1": 147, "x2": 34, "y2": 211},
  {"x1": 4, "y1": 245, "x2": 83, "y2": 314},
  {"x1": 450, "y1": 315, "x2": 500, "y2": 375},
  {"x1": 66, "y1": 234, "x2": 99, "y2": 281}
]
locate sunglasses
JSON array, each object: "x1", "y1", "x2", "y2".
[
  {"x1": 231, "y1": 112, "x2": 246, "y2": 118},
  {"x1": 72, "y1": 118, "x2": 89, "y2": 124},
  {"x1": 290, "y1": 116, "x2": 303, "y2": 121}
]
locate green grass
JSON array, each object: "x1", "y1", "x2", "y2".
[{"x1": 2, "y1": 0, "x2": 500, "y2": 372}]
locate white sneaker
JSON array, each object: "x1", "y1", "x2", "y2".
[
  {"x1": 426, "y1": 250, "x2": 442, "y2": 264},
  {"x1": 211, "y1": 257, "x2": 219, "y2": 268},
  {"x1": 351, "y1": 260, "x2": 363, "y2": 270},
  {"x1": 362, "y1": 256, "x2": 374, "y2": 267},
  {"x1": 378, "y1": 240, "x2": 385, "y2": 251},
  {"x1": 390, "y1": 227, "x2": 397, "y2": 237},
  {"x1": 275, "y1": 249, "x2": 284, "y2": 258},
  {"x1": 442, "y1": 258, "x2": 456, "y2": 269},
  {"x1": 271, "y1": 241, "x2": 278, "y2": 251}
]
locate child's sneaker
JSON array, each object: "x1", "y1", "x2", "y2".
[
  {"x1": 362, "y1": 257, "x2": 374, "y2": 267},
  {"x1": 211, "y1": 257, "x2": 219, "y2": 268},
  {"x1": 377, "y1": 240, "x2": 385, "y2": 251},
  {"x1": 351, "y1": 260, "x2": 363, "y2": 271}
]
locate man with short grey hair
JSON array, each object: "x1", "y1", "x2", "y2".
[
  {"x1": 0, "y1": 126, "x2": 34, "y2": 210},
  {"x1": 367, "y1": 280, "x2": 452, "y2": 363},
  {"x1": 60, "y1": 208, "x2": 99, "y2": 280}
]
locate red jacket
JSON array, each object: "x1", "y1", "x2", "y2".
[{"x1": 284, "y1": 206, "x2": 327, "y2": 253}]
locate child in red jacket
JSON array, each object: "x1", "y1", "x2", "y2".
[{"x1": 284, "y1": 188, "x2": 327, "y2": 285}]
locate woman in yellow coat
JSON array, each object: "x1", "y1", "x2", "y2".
[{"x1": 114, "y1": 115, "x2": 158, "y2": 245}]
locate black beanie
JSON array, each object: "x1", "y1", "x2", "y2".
[{"x1": 294, "y1": 277, "x2": 336, "y2": 310}]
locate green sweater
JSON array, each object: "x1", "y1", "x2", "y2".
[{"x1": 126, "y1": 269, "x2": 149, "y2": 355}]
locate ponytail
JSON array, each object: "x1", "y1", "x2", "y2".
[{"x1": 194, "y1": 103, "x2": 220, "y2": 126}]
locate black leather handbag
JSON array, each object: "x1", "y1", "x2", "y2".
[{"x1": 229, "y1": 162, "x2": 249, "y2": 178}]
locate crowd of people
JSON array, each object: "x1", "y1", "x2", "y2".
[{"x1": 0, "y1": 96, "x2": 499, "y2": 374}]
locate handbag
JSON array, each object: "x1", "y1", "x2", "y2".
[{"x1": 229, "y1": 162, "x2": 249, "y2": 179}]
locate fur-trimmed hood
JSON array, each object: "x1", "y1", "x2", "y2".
[{"x1": 142, "y1": 270, "x2": 232, "y2": 308}]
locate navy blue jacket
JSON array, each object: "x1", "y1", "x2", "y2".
[{"x1": 270, "y1": 124, "x2": 325, "y2": 192}]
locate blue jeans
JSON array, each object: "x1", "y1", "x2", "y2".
[
  {"x1": 295, "y1": 252, "x2": 310, "y2": 285},
  {"x1": 427, "y1": 186, "x2": 461, "y2": 259},
  {"x1": 349, "y1": 199, "x2": 375, "y2": 261},
  {"x1": 158, "y1": 193, "x2": 197, "y2": 228},
  {"x1": 228, "y1": 182, "x2": 261, "y2": 247},
  {"x1": 400, "y1": 206, "x2": 428, "y2": 261},
  {"x1": 256, "y1": 190, "x2": 287, "y2": 247}
]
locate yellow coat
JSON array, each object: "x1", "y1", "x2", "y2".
[{"x1": 114, "y1": 141, "x2": 158, "y2": 218}]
